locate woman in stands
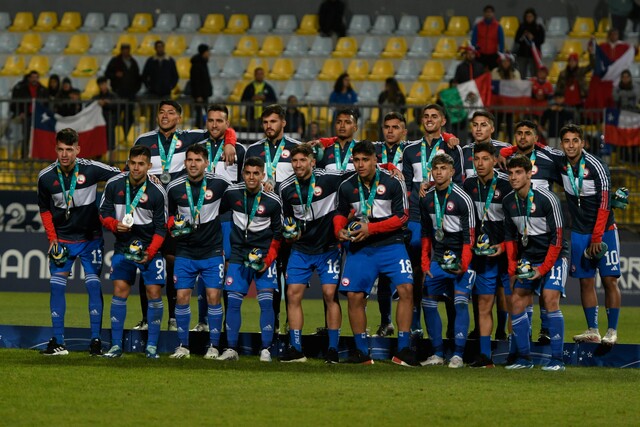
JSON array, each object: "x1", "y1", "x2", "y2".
[
  {"x1": 613, "y1": 69, "x2": 640, "y2": 111},
  {"x1": 513, "y1": 8, "x2": 546, "y2": 79},
  {"x1": 491, "y1": 53, "x2": 520, "y2": 140}
]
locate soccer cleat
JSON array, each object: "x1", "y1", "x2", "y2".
[
  {"x1": 410, "y1": 328, "x2": 424, "y2": 339},
  {"x1": 89, "y1": 338, "x2": 103, "y2": 356},
  {"x1": 311, "y1": 327, "x2": 328, "y2": 336},
  {"x1": 190, "y1": 322, "x2": 209, "y2": 332},
  {"x1": 169, "y1": 345, "x2": 190, "y2": 359},
  {"x1": 259, "y1": 348, "x2": 272, "y2": 362},
  {"x1": 40, "y1": 338, "x2": 69, "y2": 356},
  {"x1": 602, "y1": 328, "x2": 618, "y2": 346},
  {"x1": 168, "y1": 318, "x2": 178, "y2": 331},
  {"x1": 469, "y1": 354, "x2": 495, "y2": 368},
  {"x1": 494, "y1": 330, "x2": 508, "y2": 341},
  {"x1": 280, "y1": 347, "x2": 307, "y2": 363},
  {"x1": 467, "y1": 329, "x2": 479, "y2": 339},
  {"x1": 325, "y1": 347, "x2": 339, "y2": 364},
  {"x1": 346, "y1": 350, "x2": 374, "y2": 365},
  {"x1": 448, "y1": 355, "x2": 464, "y2": 369},
  {"x1": 374, "y1": 323, "x2": 395, "y2": 337},
  {"x1": 420, "y1": 355, "x2": 444, "y2": 366},
  {"x1": 392, "y1": 348, "x2": 419, "y2": 367},
  {"x1": 505, "y1": 358, "x2": 534, "y2": 370},
  {"x1": 537, "y1": 328, "x2": 551, "y2": 345},
  {"x1": 204, "y1": 346, "x2": 220, "y2": 360},
  {"x1": 573, "y1": 328, "x2": 601, "y2": 343},
  {"x1": 218, "y1": 348, "x2": 239, "y2": 361},
  {"x1": 132, "y1": 320, "x2": 148, "y2": 331},
  {"x1": 541, "y1": 358, "x2": 566, "y2": 372},
  {"x1": 102, "y1": 345, "x2": 123, "y2": 358},
  {"x1": 145, "y1": 345, "x2": 160, "y2": 359}
]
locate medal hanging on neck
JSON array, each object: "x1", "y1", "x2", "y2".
[
  {"x1": 420, "y1": 137, "x2": 441, "y2": 184},
  {"x1": 206, "y1": 138, "x2": 225, "y2": 173},
  {"x1": 334, "y1": 140, "x2": 355, "y2": 171},
  {"x1": 265, "y1": 137, "x2": 286, "y2": 188},
  {"x1": 243, "y1": 189, "x2": 262, "y2": 241},
  {"x1": 158, "y1": 133, "x2": 179, "y2": 184},
  {"x1": 56, "y1": 162, "x2": 79, "y2": 220},
  {"x1": 477, "y1": 174, "x2": 497, "y2": 233},
  {"x1": 433, "y1": 183, "x2": 453, "y2": 242},
  {"x1": 357, "y1": 170, "x2": 380, "y2": 223},
  {"x1": 294, "y1": 172, "x2": 315, "y2": 232},
  {"x1": 186, "y1": 179, "x2": 207, "y2": 231},
  {"x1": 381, "y1": 144, "x2": 402, "y2": 166},
  {"x1": 566, "y1": 156, "x2": 585, "y2": 208},
  {"x1": 124, "y1": 177, "x2": 148, "y2": 228},
  {"x1": 516, "y1": 188, "x2": 534, "y2": 247}
]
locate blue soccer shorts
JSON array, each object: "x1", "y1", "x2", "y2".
[
  {"x1": 472, "y1": 255, "x2": 511, "y2": 296},
  {"x1": 174, "y1": 256, "x2": 225, "y2": 290},
  {"x1": 407, "y1": 221, "x2": 421, "y2": 251},
  {"x1": 110, "y1": 253, "x2": 166, "y2": 286},
  {"x1": 570, "y1": 229, "x2": 621, "y2": 279},
  {"x1": 340, "y1": 244, "x2": 413, "y2": 295},
  {"x1": 286, "y1": 249, "x2": 341, "y2": 286},
  {"x1": 514, "y1": 257, "x2": 567, "y2": 297},
  {"x1": 49, "y1": 238, "x2": 104, "y2": 276},
  {"x1": 423, "y1": 262, "x2": 476, "y2": 297},
  {"x1": 224, "y1": 261, "x2": 278, "y2": 294}
]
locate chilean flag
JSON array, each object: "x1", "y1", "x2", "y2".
[
  {"x1": 30, "y1": 101, "x2": 108, "y2": 160},
  {"x1": 604, "y1": 108, "x2": 640, "y2": 147},
  {"x1": 491, "y1": 80, "x2": 532, "y2": 107},
  {"x1": 586, "y1": 43, "x2": 635, "y2": 111}
]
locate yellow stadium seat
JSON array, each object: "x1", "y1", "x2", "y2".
[
  {"x1": 548, "y1": 61, "x2": 562, "y2": 84},
  {"x1": 128, "y1": 13, "x2": 153, "y2": 33},
  {"x1": 200, "y1": 14, "x2": 225, "y2": 33},
  {"x1": 444, "y1": 16, "x2": 470, "y2": 36},
  {"x1": 431, "y1": 38, "x2": 458, "y2": 59},
  {"x1": 594, "y1": 17, "x2": 611, "y2": 38},
  {"x1": 405, "y1": 82, "x2": 432, "y2": 105},
  {"x1": 176, "y1": 57, "x2": 191, "y2": 79},
  {"x1": 418, "y1": 60, "x2": 445, "y2": 81},
  {"x1": 81, "y1": 79, "x2": 99, "y2": 100},
  {"x1": 500, "y1": 16, "x2": 519, "y2": 37},
  {"x1": 243, "y1": 58, "x2": 270, "y2": 79},
  {"x1": 112, "y1": 34, "x2": 138, "y2": 54},
  {"x1": 318, "y1": 58, "x2": 344, "y2": 81},
  {"x1": 419, "y1": 16, "x2": 445, "y2": 36},
  {"x1": 8, "y1": 12, "x2": 34, "y2": 32},
  {"x1": 636, "y1": 49, "x2": 640, "y2": 62},
  {"x1": 228, "y1": 80, "x2": 249, "y2": 102},
  {"x1": 346, "y1": 59, "x2": 370, "y2": 80},
  {"x1": 268, "y1": 58, "x2": 294, "y2": 80},
  {"x1": 258, "y1": 35, "x2": 284, "y2": 57},
  {"x1": 368, "y1": 60, "x2": 394, "y2": 81},
  {"x1": 297, "y1": 14, "x2": 319, "y2": 35},
  {"x1": 332, "y1": 37, "x2": 358, "y2": 58},
  {"x1": 224, "y1": 14, "x2": 250, "y2": 34},
  {"x1": 136, "y1": 34, "x2": 162, "y2": 55},
  {"x1": 64, "y1": 34, "x2": 91, "y2": 54},
  {"x1": 233, "y1": 35, "x2": 258, "y2": 56},
  {"x1": 432, "y1": 82, "x2": 450, "y2": 102},
  {"x1": 15, "y1": 33, "x2": 42, "y2": 54},
  {"x1": 380, "y1": 37, "x2": 408, "y2": 58},
  {"x1": 0, "y1": 56, "x2": 26, "y2": 76},
  {"x1": 71, "y1": 56, "x2": 99, "y2": 77},
  {"x1": 27, "y1": 55, "x2": 50, "y2": 75},
  {"x1": 164, "y1": 35, "x2": 186, "y2": 56},
  {"x1": 568, "y1": 17, "x2": 595, "y2": 38},
  {"x1": 56, "y1": 12, "x2": 82, "y2": 32},
  {"x1": 556, "y1": 40, "x2": 583, "y2": 61},
  {"x1": 32, "y1": 11, "x2": 58, "y2": 32}
]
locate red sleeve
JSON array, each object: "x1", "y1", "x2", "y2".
[
  {"x1": 100, "y1": 215, "x2": 119, "y2": 233},
  {"x1": 263, "y1": 239, "x2": 281, "y2": 267},
  {"x1": 146, "y1": 233, "x2": 165, "y2": 260},
  {"x1": 40, "y1": 211, "x2": 57, "y2": 242},
  {"x1": 320, "y1": 137, "x2": 337, "y2": 148},
  {"x1": 167, "y1": 215, "x2": 175, "y2": 230},
  {"x1": 442, "y1": 132, "x2": 455, "y2": 142},
  {"x1": 379, "y1": 163, "x2": 397, "y2": 172},
  {"x1": 421, "y1": 237, "x2": 432, "y2": 272},
  {"x1": 223, "y1": 128, "x2": 237, "y2": 146},
  {"x1": 333, "y1": 214, "x2": 348, "y2": 239},
  {"x1": 500, "y1": 146, "x2": 518, "y2": 158},
  {"x1": 537, "y1": 228, "x2": 563, "y2": 276},
  {"x1": 367, "y1": 211, "x2": 408, "y2": 234},
  {"x1": 504, "y1": 240, "x2": 518, "y2": 276},
  {"x1": 460, "y1": 227, "x2": 475, "y2": 272},
  {"x1": 591, "y1": 207, "x2": 609, "y2": 243}
]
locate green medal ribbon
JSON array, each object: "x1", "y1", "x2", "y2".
[
  {"x1": 515, "y1": 188, "x2": 534, "y2": 241},
  {"x1": 357, "y1": 169, "x2": 380, "y2": 219},
  {"x1": 434, "y1": 183, "x2": 453, "y2": 233},
  {"x1": 334, "y1": 140, "x2": 355, "y2": 171},
  {"x1": 529, "y1": 149, "x2": 537, "y2": 167},
  {"x1": 264, "y1": 137, "x2": 286, "y2": 180},
  {"x1": 382, "y1": 143, "x2": 402, "y2": 166},
  {"x1": 243, "y1": 189, "x2": 262, "y2": 239},
  {"x1": 157, "y1": 133, "x2": 179, "y2": 174},
  {"x1": 185, "y1": 179, "x2": 207, "y2": 226},
  {"x1": 477, "y1": 173, "x2": 497, "y2": 230},
  {"x1": 56, "y1": 162, "x2": 79, "y2": 214},
  {"x1": 125, "y1": 177, "x2": 148, "y2": 215},
  {"x1": 420, "y1": 137, "x2": 442, "y2": 182},
  {"x1": 294, "y1": 172, "x2": 316, "y2": 219},
  {"x1": 206, "y1": 138, "x2": 225, "y2": 173},
  {"x1": 566, "y1": 156, "x2": 585, "y2": 208}
]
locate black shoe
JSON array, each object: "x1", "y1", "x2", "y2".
[
  {"x1": 325, "y1": 347, "x2": 339, "y2": 364},
  {"x1": 469, "y1": 354, "x2": 495, "y2": 368},
  {"x1": 494, "y1": 330, "x2": 508, "y2": 341},
  {"x1": 467, "y1": 329, "x2": 479, "y2": 339},
  {"x1": 280, "y1": 347, "x2": 307, "y2": 363},
  {"x1": 346, "y1": 349, "x2": 374, "y2": 365},
  {"x1": 311, "y1": 327, "x2": 328, "y2": 336},
  {"x1": 40, "y1": 338, "x2": 69, "y2": 356},
  {"x1": 505, "y1": 353, "x2": 518, "y2": 365},
  {"x1": 446, "y1": 328, "x2": 454, "y2": 340},
  {"x1": 538, "y1": 328, "x2": 551, "y2": 345},
  {"x1": 392, "y1": 347, "x2": 419, "y2": 367},
  {"x1": 89, "y1": 338, "x2": 103, "y2": 356}
]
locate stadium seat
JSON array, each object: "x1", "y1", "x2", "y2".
[
  {"x1": 268, "y1": 58, "x2": 294, "y2": 80},
  {"x1": 80, "y1": 12, "x2": 105, "y2": 32},
  {"x1": 200, "y1": 14, "x2": 225, "y2": 33},
  {"x1": 594, "y1": 17, "x2": 611, "y2": 38},
  {"x1": 243, "y1": 58, "x2": 269, "y2": 79},
  {"x1": 418, "y1": 60, "x2": 445, "y2": 81},
  {"x1": 395, "y1": 15, "x2": 420, "y2": 35},
  {"x1": 89, "y1": 34, "x2": 114, "y2": 54},
  {"x1": 304, "y1": 81, "x2": 331, "y2": 103},
  {"x1": 233, "y1": 36, "x2": 259, "y2": 56},
  {"x1": 317, "y1": 59, "x2": 344, "y2": 81},
  {"x1": 568, "y1": 17, "x2": 595, "y2": 38},
  {"x1": 629, "y1": 63, "x2": 640, "y2": 78},
  {"x1": 81, "y1": 79, "x2": 99, "y2": 100},
  {"x1": 635, "y1": 49, "x2": 640, "y2": 62},
  {"x1": 546, "y1": 16, "x2": 570, "y2": 36},
  {"x1": 211, "y1": 79, "x2": 230, "y2": 101},
  {"x1": 296, "y1": 14, "x2": 319, "y2": 35},
  {"x1": 431, "y1": 38, "x2": 458, "y2": 59},
  {"x1": 248, "y1": 14, "x2": 273, "y2": 34},
  {"x1": 368, "y1": 60, "x2": 394, "y2": 81},
  {"x1": 419, "y1": 16, "x2": 445, "y2": 36},
  {"x1": 347, "y1": 59, "x2": 370, "y2": 80},
  {"x1": 0, "y1": 56, "x2": 25, "y2": 76},
  {"x1": 0, "y1": 12, "x2": 10, "y2": 30},
  {"x1": 357, "y1": 36, "x2": 383, "y2": 57},
  {"x1": 444, "y1": 16, "x2": 470, "y2": 36},
  {"x1": 51, "y1": 56, "x2": 75, "y2": 76},
  {"x1": 258, "y1": 35, "x2": 284, "y2": 56},
  {"x1": 308, "y1": 36, "x2": 333, "y2": 56},
  {"x1": 16, "y1": 33, "x2": 42, "y2": 54},
  {"x1": 500, "y1": 16, "x2": 519, "y2": 37},
  {"x1": 207, "y1": 58, "x2": 220, "y2": 77},
  {"x1": 283, "y1": 35, "x2": 308, "y2": 56},
  {"x1": 128, "y1": 13, "x2": 153, "y2": 33},
  {"x1": 112, "y1": 35, "x2": 138, "y2": 54},
  {"x1": 64, "y1": 34, "x2": 91, "y2": 54},
  {"x1": 406, "y1": 82, "x2": 432, "y2": 105},
  {"x1": 26, "y1": 56, "x2": 50, "y2": 75},
  {"x1": 219, "y1": 57, "x2": 245, "y2": 79},
  {"x1": 395, "y1": 59, "x2": 420, "y2": 81},
  {"x1": 152, "y1": 13, "x2": 176, "y2": 32},
  {"x1": 293, "y1": 58, "x2": 319, "y2": 79},
  {"x1": 332, "y1": 37, "x2": 358, "y2": 58},
  {"x1": 185, "y1": 35, "x2": 212, "y2": 55},
  {"x1": 224, "y1": 14, "x2": 249, "y2": 34},
  {"x1": 8, "y1": 12, "x2": 34, "y2": 32},
  {"x1": 211, "y1": 35, "x2": 235, "y2": 56},
  {"x1": 279, "y1": 79, "x2": 305, "y2": 102},
  {"x1": 165, "y1": 35, "x2": 186, "y2": 56},
  {"x1": 0, "y1": 77, "x2": 13, "y2": 97},
  {"x1": 625, "y1": 20, "x2": 639, "y2": 40},
  {"x1": 104, "y1": 13, "x2": 129, "y2": 32},
  {"x1": 33, "y1": 11, "x2": 58, "y2": 32},
  {"x1": 556, "y1": 40, "x2": 583, "y2": 61},
  {"x1": 97, "y1": 55, "x2": 111, "y2": 76},
  {"x1": 547, "y1": 61, "x2": 562, "y2": 84},
  {"x1": 228, "y1": 80, "x2": 249, "y2": 102},
  {"x1": 71, "y1": 56, "x2": 99, "y2": 77},
  {"x1": 407, "y1": 37, "x2": 433, "y2": 58},
  {"x1": 347, "y1": 14, "x2": 371, "y2": 35},
  {"x1": 40, "y1": 33, "x2": 67, "y2": 54},
  {"x1": 0, "y1": 33, "x2": 19, "y2": 54},
  {"x1": 370, "y1": 15, "x2": 395, "y2": 35},
  {"x1": 176, "y1": 57, "x2": 191, "y2": 79},
  {"x1": 444, "y1": 60, "x2": 461, "y2": 81},
  {"x1": 136, "y1": 34, "x2": 162, "y2": 55},
  {"x1": 55, "y1": 12, "x2": 81, "y2": 32},
  {"x1": 273, "y1": 15, "x2": 297, "y2": 34},
  {"x1": 381, "y1": 37, "x2": 408, "y2": 58},
  {"x1": 357, "y1": 81, "x2": 380, "y2": 103},
  {"x1": 176, "y1": 13, "x2": 201, "y2": 33},
  {"x1": 540, "y1": 43, "x2": 557, "y2": 59}
]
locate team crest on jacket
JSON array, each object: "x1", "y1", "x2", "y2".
[
  {"x1": 205, "y1": 189, "x2": 214, "y2": 200},
  {"x1": 175, "y1": 140, "x2": 183, "y2": 149},
  {"x1": 532, "y1": 165, "x2": 538, "y2": 175},
  {"x1": 77, "y1": 174, "x2": 86, "y2": 185},
  {"x1": 583, "y1": 168, "x2": 590, "y2": 178},
  {"x1": 530, "y1": 202, "x2": 536, "y2": 213},
  {"x1": 376, "y1": 185, "x2": 386, "y2": 195},
  {"x1": 494, "y1": 189, "x2": 501, "y2": 198},
  {"x1": 257, "y1": 204, "x2": 266, "y2": 214},
  {"x1": 437, "y1": 149, "x2": 445, "y2": 155},
  {"x1": 313, "y1": 186, "x2": 323, "y2": 196},
  {"x1": 281, "y1": 149, "x2": 291, "y2": 158},
  {"x1": 446, "y1": 201, "x2": 455, "y2": 211},
  {"x1": 140, "y1": 194, "x2": 149, "y2": 203}
]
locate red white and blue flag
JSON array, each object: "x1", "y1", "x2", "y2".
[
  {"x1": 604, "y1": 108, "x2": 640, "y2": 147},
  {"x1": 491, "y1": 79, "x2": 532, "y2": 107}
]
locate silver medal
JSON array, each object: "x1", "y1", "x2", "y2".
[
  {"x1": 123, "y1": 213, "x2": 134, "y2": 228},
  {"x1": 265, "y1": 178, "x2": 276, "y2": 189},
  {"x1": 521, "y1": 234, "x2": 529, "y2": 247},
  {"x1": 65, "y1": 209, "x2": 70, "y2": 220},
  {"x1": 361, "y1": 215, "x2": 369, "y2": 223},
  {"x1": 435, "y1": 228, "x2": 444, "y2": 242},
  {"x1": 160, "y1": 172, "x2": 171, "y2": 184}
]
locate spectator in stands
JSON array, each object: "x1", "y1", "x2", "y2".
[
  {"x1": 530, "y1": 65, "x2": 554, "y2": 116},
  {"x1": 58, "y1": 88, "x2": 82, "y2": 117},
  {"x1": 92, "y1": 76, "x2": 118, "y2": 150},
  {"x1": 377, "y1": 77, "x2": 406, "y2": 138},
  {"x1": 318, "y1": 0, "x2": 347, "y2": 38},
  {"x1": 471, "y1": 5, "x2": 505, "y2": 71},
  {"x1": 540, "y1": 93, "x2": 576, "y2": 148},
  {"x1": 55, "y1": 78, "x2": 75, "y2": 116},
  {"x1": 9, "y1": 70, "x2": 48, "y2": 156},
  {"x1": 453, "y1": 46, "x2": 485, "y2": 84},
  {"x1": 284, "y1": 95, "x2": 306, "y2": 137},
  {"x1": 47, "y1": 74, "x2": 60, "y2": 101},
  {"x1": 240, "y1": 67, "x2": 278, "y2": 132},
  {"x1": 613, "y1": 69, "x2": 640, "y2": 111},
  {"x1": 142, "y1": 40, "x2": 179, "y2": 99},
  {"x1": 305, "y1": 120, "x2": 323, "y2": 140},
  {"x1": 329, "y1": 73, "x2": 359, "y2": 127},
  {"x1": 491, "y1": 53, "x2": 520, "y2": 139},
  {"x1": 189, "y1": 44, "x2": 212, "y2": 129},
  {"x1": 608, "y1": 0, "x2": 634, "y2": 40},
  {"x1": 513, "y1": 8, "x2": 546, "y2": 79},
  {"x1": 555, "y1": 53, "x2": 593, "y2": 108},
  {"x1": 105, "y1": 43, "x2": 141, "y2": 137}
]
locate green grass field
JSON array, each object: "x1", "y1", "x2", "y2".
[{"x1": 1, "y1": 293, "x2": 639, "y2": 426}]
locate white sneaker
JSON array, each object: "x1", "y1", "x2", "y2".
[
  {"x1": 259, "y1": 348, "x2": 272, "y2": 362},
  {"x1": 573, "y1": 328, "x2": 601, "y2": 343},
  {"x1": 132, "y1": 320, "x2": 148, "y2": 331},
  {"x1": 420, "y1": 355, "x2": 444, "y2": 366},
  {"x1": 602, "y1": 328, "x2": 618, "y2": 346},
  {"x1": 218, "y1": 348, "x2": 239, "y2": 361},
  {"x1": 169, "y1": 345, "x2": 190, "y2": 359},
  {"x1": 448, "y1": 355, "x2": 464, "y2": 369},
  {"x1": 190, "y1": 322, "x2": 209, "y2": 332},
  {"x1": 204, "y1": 346, "x2": 220, "y2": 360},
  {"x1": 168, "y1": 318, "x2": 178, "y2": 331}
]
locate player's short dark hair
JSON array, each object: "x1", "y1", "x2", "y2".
[
  {"x1": 207, "y1": 104, "x2": 229, "y2": 117},
  {"x1": 383, "y1": 111, "x2": 406, "y2": 126},
  {"x1": 352, "y1": 140, "x2": 376, "y2": 157},
  {"x1": 56, "y1": 128, "x2": 78, "y2": 146},
  {"x1": 559, "y1": 124, "x2": 583, "y2": 140},
  {"x1": 261, "y1": 104, "x2": 285, "y2": 120},
  {"x1": 515, "y1": 120, "x2": 537, "y2": 135},
  {"x1": 335, "y1": 108, "x2": 359, "y2": 122},
  {"x1": 471, "y1": 110, "x2": 495, "y2": 126},
  {"x1": 432, "y1": 153, "x2": 454, "y2": 167},
  {"x1": 507, "y1": 154, "x2": 532, "y2": 172},
  {"x1": 96, "y1": 76, "x2": 108, "y2": 85},
  {"x1": 186, "y1": 144, "x2": 208, "y2": 160},
  {"x1": 129, "y1": 145, "x2": 152, "y2": 162},
  {"x1": 290, "y1": 143, "x2": 315, "y2": 159},
  {"x1": 474, "y1": 141, "x2": 496, "y2": 157},
  {"x1": 243, "y1": 156, "x2": 265, "y2": 170},
  {"x1": 158, "y1": 99, "x2": 182, "y2": 116},
  {"x1": 422, "y1": 103, "x2": 446, "y2": 117}
]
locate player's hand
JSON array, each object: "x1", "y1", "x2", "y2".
[
  {"x1": 263, "y1": 181, "x2": 274, "y2": 192},
  {"x1": 222, "y1": 144, "x2": 237, "y2": 166},
  {"x1": 149, "y1": 174, "x2": 161, "y2": 185},
  {"x1": 338, "y1": 229, "x2": 351, "y2": 242},
  {"x1": 389, "y1": 168, "x2": 404, "y2": 181},
  {"x1": 308, "y1": 139, "x2": 321, "y2": 147},
  {"x1": 446, "y1": 136, "x2": 460, "y2": 149},
  {"x1": 136, "y1": 252, "x2": 150, "y2": 265},
  {"x1": 423, "y1": 269, "x2": 433, "y2": 278},
  {"x1": 587, "y1": 241, "x2": 602, "y2": 258},
  {"x1": 497, "y1": 155, "x2": 508, "y2": 170},
  {"x1": 257, "y1": 262, "x2": 268, "y2": 273},
  {"x1": 487, "y1": 244, "x2": 504, "y2": 257},
  {"x1": 529, "y1": 267, "x2": 542, "y2": 281},
  {"x1": 419, "y1": 181, "x2": 432, "y2": 198},
  {"x1": 349, "y1": 222, "x2": 370, "y2": 242},
  {"x1": 48, "y1": 239, "x2": 58, "y2": 252},
  {"x1": 509, "y1": 275, "x2": 518, "y2": 288},
  {"x1": 116, "y1": 221, "x2": 131, "y2": 233}
]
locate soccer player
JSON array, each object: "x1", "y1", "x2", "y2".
[
  {"x1": 420, "y1": 154, "x2": 475, "y2": 368},
  {"x1": 334, "y1": 141, "x2": 417, "y2": 366},
  {"x1": 100, "y1": 145, "x2": 168, "y2": 358},
  {"x1": 279, "y1": 144, "x2": 346, "y2": 363},
  {"x1": 317, "y1": 108, "x2": 358, "y2": 171},
  {"x1": 37, "y1": 128, "x2": 121, "y2": 356},
  {"x1": 558, "y1": 125, "x2": 621, "y2": 345},
  {"x1": 218, "y1": 157, "x2": 283, "y2": 362},
  {"x1": 166, "y1": 144, "x2": 231, "y2": 359},
  {"x1": 462, "y1": 142, "x2": 512, "y2": 367},
  {"x1": 503, "y1": 155, "x2": 568, "y2": 371}
]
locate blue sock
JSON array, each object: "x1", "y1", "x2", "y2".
[
  {"x1": 398, "y1": 330, "x2": 410, "y2": 351},
  {"x1": 147, "y1": 298, "x2": 164, "y2": 348},
  {"x1": 540, "y1": 308, "x2": 549, "y2": 330},
  {"x1": 175, "y1": 303, "x2": 190, "y2": 346},
  {"x1": 422, "y1": 297, "x2": 443, "y2": 356},
  {"x1": 511, "y1": 312, "x2": 531, "y2": 357},
  {"x1": 480, "y1": 335, "x2": 492, "y2": 358},
  {"x1": 354, "y1": 332, "x2": 369, "y2": 354},
  {"x1": 225, "y1": 292, "x2": 243, "y2": 348},
  {"x1": 208, "y1": 304, "x2": 223, "y2": 347},
  {"x1": 197, "y1": 278, "x2": 207, "y2": 324},
  {"x1": 453, "y1": 295, "x2": 470, "y2": 357},
  {"x1": 289, "y1": 329, "x2": 302, "y2": 352},
  {"x1": 547, "y1": 310, "x2": 564, "y2": 359},
  {"x1": 85, "y1": 274, "x2": 103, "y2": 340},
  {"x1": 606, "y1": 307, "x2": 620, "y2": 330},
  {"x1": 411, "y1": 306, "x2": 421, "y2": 331},
  {"x1": 50, "y1": 274, "x2": 67, "y2": 343},
  {"x1": 328, "y1": 329, "x2": 340, "y2": 350},
  {"x1": 257, "y1": 292, "x2": 275, "y2": 349},
  {"x1": 584, "y1": 306, "x2": 598, "y2": 329},
  {"x1": 110, "y1": 296, "x2": 127, "y2": 348},
  {"x1": 508, "y1": 333, "x2": 517, "y2": 356},
  {"x1": 526, "y1": 305, "x2": 534, "y2": 337},
  {"x1": 497, "y1": 309, "x2": 508, "y2": 335},
  {"x1": 377, "y1": 280, "x2": 392, "y2": 325}
]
